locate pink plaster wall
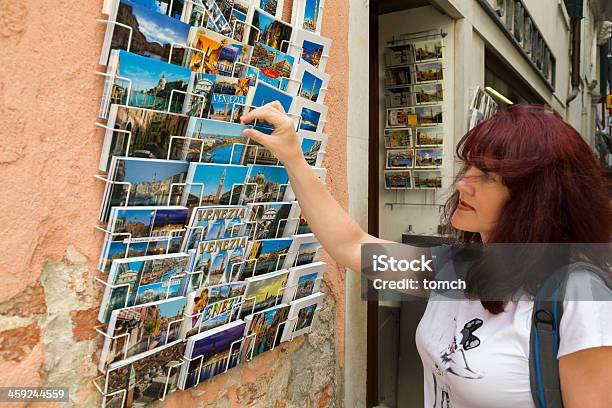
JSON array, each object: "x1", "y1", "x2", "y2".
[{"x1": 0, "y1": 0, "x2": 350, "y2": 406}]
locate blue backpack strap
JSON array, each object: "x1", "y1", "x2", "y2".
[
  {"x1": 529, "y1": 267, "x2": 567, "y2": 408},
  {"x1": 529, "y1": 261, "x2": 611, "y2": 407}
]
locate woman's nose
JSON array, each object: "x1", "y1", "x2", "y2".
[{"x1": 455, "y1": 177, "x2": 475, "y2": 196}]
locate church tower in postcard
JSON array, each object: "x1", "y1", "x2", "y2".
[{"x1": 215, "y1": 168, "x2": 227, "y2": 201}]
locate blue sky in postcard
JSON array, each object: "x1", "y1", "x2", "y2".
[
  {"x1": 248, "y1": 165, "x2": 289, "y2": 184},
  {"x1": 127, "y1": 0, "x2": 190, "y2": 45},
  {"x1": 260, "y1": 238, "x2": 292, "y2": 254},
  {"x1": 192, "y1": 164, "x2": 248, "y2": 196},
  {"x1": 122, "y1": 159, "x2": 188, "y2": 184}
]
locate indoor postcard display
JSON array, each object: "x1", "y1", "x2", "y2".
[
  {"x1": 383, "y1": 35, "x2": 445, "y2": 190},
  {"x1": 94, "y1": 0, "x2": 330, "y2": 405}
]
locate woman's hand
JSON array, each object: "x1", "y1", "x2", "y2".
[{"x1": 239, "y1": 101, "x2": 304, "y2": 166}]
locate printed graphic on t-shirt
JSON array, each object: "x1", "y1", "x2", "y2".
[{"x1": 431, "y1": 318, "x2": 484, "y2": 408}]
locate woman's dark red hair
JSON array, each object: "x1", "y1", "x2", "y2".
[{"x1": 441, "y1": 104, "x2": 612, "y2": 313}]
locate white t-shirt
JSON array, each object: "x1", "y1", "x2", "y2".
[{"x1": 415, "y1": 270, "x2": 612, "y2": 408}]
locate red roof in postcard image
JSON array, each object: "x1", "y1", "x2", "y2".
[{"x1": 261, "y1": 68, "x2": 279, "y2": 78}]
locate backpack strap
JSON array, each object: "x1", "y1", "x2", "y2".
[
  {"x1": 529, "y1": 261, "x2": 610, "y2": 407},
  {"x1": 529, "y1": 266, "x2": 567, "y2": 408}
]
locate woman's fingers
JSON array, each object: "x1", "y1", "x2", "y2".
[
  {"x1": 265, "y1": 100, "x2": 286, "y2": 114},
  {"x1": 240, "y1": 106, "x2": 287, "y2": 128},
  {"x1": 242, "y1": 127, "x2": 273, "y2": 146}
]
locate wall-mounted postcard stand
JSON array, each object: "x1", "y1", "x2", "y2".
[
  {"x1": 92, "y1": 1, "x2": 334, "y2": 405},
  {"x1": 383, "y1": 32, "x2": 446, "y2": 191}
]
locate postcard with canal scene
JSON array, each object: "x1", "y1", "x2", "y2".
[
  {"x1": 98, "y1": 296, "x2": 188, "y2": 373},
  {"x1": 98, "y1": 206, "x2": 189, "y2": 273},
  {"x1": 100, "y1": 0, "x2": 190, "y2": 66},
  {"x1": 99, "y1": 50, "x2": 192, "y2": 120},
  {"x1": 98, "y1": 252, "x2": 191, "y2": 324}
]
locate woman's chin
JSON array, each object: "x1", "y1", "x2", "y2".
[{"x1": 451, "y1": 212, "x2": 479, "y2": 233}]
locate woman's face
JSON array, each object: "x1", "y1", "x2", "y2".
[{"x1": 451, "y1": 166, "x2": 511, "y2": 242}]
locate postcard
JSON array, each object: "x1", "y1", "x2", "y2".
[
  {"x1": 292, "y1": 97, "x2": 328, "y2": 133},
  {"x1": 385, "y1": 67, "x2": 413, "y2": 87},
  {"x1": 286, "y1": 62, "x2": 330, "y2": 103},
  {"x1": 182, "y1": 205, "x2": 248, "y2": 252},
  {"x1": 100, "y1": 105, "x2": 189, "y2": 172},
  {"x1": 238, "y1": 237, "x2": 293, "y2": 279},
  {"x1": 298, "y1": 130, "x2": 328, "y2": 167},
  {"x1": 98, "y1": 296, "x2": 187, "y2": 373},
  {"x1": 183, "y1": 294, "x2": 243, "y2": 338},
  {"x1": 280, "y1": 291, "x2": 324, "y2": 342},
  {"x1": 246, "y1": 8, "x2": 293, "y2": 51},
  {"x1": 182, "y1": 72, "x2": 216, "y2": 117},
  {"x1": 102, "y1": 340, "x2": 185, "y2": 407},
  {"x1": 281, "y1": 261, "x2": 325, "y2": 304},
  {"x1": 259, "y1": 0, "x2": 284, "y2": 18},
  {"x1": 250, "y1": 42, "x2": 296, "y2": 90},
  {"x1": 241, "y1": 303, "x2": 290, "y2": 360},
  {"x1": 208, "y1": 76, "x2": 252, "y2": 122},
  {"x1": 229, "y1": 0, "x2": 250, "y2": 41},
  {"x1": 232, "y1": 62, "x2": 260, "y2": 88},
  {"x1": 240, "y1": 140, "x2": 282, "y2": 165},
  {"x1": 386, "y1": 149, "x2": 414, "y2": 169},
  {"x1": 111, "y1": 0, "x2": 184, "y2": 19},
  {"x1": 415, "y1": 61, "x2": 443, "y2": 83},
  {"x1": 181, "y1": 0, "x2": 210, "y2": 27},
  {"x1": 413, "y1": 170, "x2": 443, "y2": 189},
  {"x1": 183, "y1": 27, "x2": 251, "y2": 76},
  {"x1": 187, "y1": 236, "x2": 249, "y2": 289},
  {"x1": 244, "y1": 201, "x2": 300, "y2": 240},
  {"x1": 99, "y1": 206, "x2": 189, "y2": 273},
  {"x1": 386, "y1": 107, "x2": 416, "y2": 128},
  {"x1": 178, "y1": 320, "x2": 246, "y2": 390},
  {"x1": 415, "y1": 105, "x2": 443, "y2": 125},
  {"x1": 385, "y1": 43, "x2": 414, "y2": 67},
  {"x1": 384, "y1": 128, "x2": 412, "y2": 148},
  {"x1": 181, "y1": 0, "x2": 233, "y2": 36},
  {"x1": 239, "y1": 269, "x2": 289, "y2": 318},
  {"x1": 182, "y1": 117, "x2": 249, "y2": 164},
  {"x1": 249, "y1": 79, "x2": 294, "y2": 112},
  {"x1": 180, "y1": 162, "x2": 249, "y2": 208},
  {"x1": 181, "y1": 281, "x2": 247, "y2": 337},
  {"x1": 288, "y1": 29, "x2": 332, "y2": 72},
  {"x1": 282, "y1": 233, "x2": 321, "y2": 269},
  {"x1": 240, "y1": 164, "x2": 290, "y2": 204},
  {"x1": 415, "y1": 127, "x2": 443, "y2": 146},
  {"x1": 100, "y1": 0, "x2": 191, "y2": 66},
  {"x1": 386, "y1": 89, "x2": 412, "y2": 108},
  {"x1": 413, "y1": 39, "x2": 443, "y2": 62},
  {"x1": 414, "y1": 83, "x2": 443, "y2": 105},
  {"x1": 99, "y1": 50, "x2": 192, "y2": 120},
  {"x1": 384, "y1": 170, "x2": 412, "y2": 189},
  {"x1": 292, "y1": 0, "x2": 324, "y2": 34},
  {"x1": 243, "y1": 80, "x2": 295, "y2": 134},
  {"x1": 208, "y1": 0, "x2": 235, "y2": 35},
  {"x1": 415, "y1": 148, "x2": 443, "y2": 168},
  {"x1": 98, "y1": 253, "x2": 191, "y2": 324},
  {"x1": 99, "y1": 158, "x2": 190, "y2": 222},
  {"x1": 295, "y1": 210, "x2": 311, "y2": 235}
]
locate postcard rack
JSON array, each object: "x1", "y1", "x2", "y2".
[
  {"x1": 383, "y1": 30, "x2": 446, "y2": 200},
  {"x1": 91, "y1": 0, "x2": 333, "y2": 405}
]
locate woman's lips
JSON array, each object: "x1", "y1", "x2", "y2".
[{"x1": 458, "y1": 199, "x2": 475, "y2": 211}]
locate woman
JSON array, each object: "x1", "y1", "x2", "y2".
[{"x1": 240, "y1": 103, "x2": 612, "y2": 407}]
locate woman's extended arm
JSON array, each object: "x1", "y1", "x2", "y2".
[{"x1": 240, "y1": 102, "x2": 392, "y2": 272}]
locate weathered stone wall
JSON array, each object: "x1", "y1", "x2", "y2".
[{"x1": 0, "y1": 0, "x2": 349, "y2": 406}]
